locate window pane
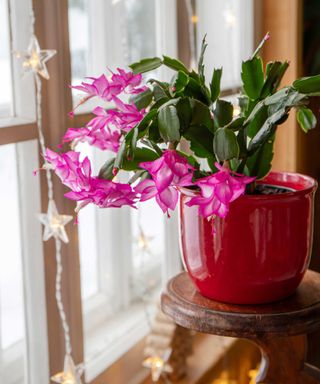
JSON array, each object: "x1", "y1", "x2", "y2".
[
  {"x1": 68, "y1": 0, "x2": 90, "y2": 85},
  {"x1": 77, "y1": 143, "x2": 100, "y2": 301},
  {"x1": 131, "y1": 201, "x2": 164, "y2": 297},
  {"x1": 131, "y1": 200, "x2": 165, "y2": 272},
  {"x1": 0, "y1": 143, "x2": 25, "y2": 381},
  {"x1": 68, "y1": 0, "x2": 157, "y2": 109},
  {"x1": 78, "y1": 204, "x2": 100, "y2": 300},
  {"x1": 0, "y1": 0, "x2": 13, "y2": 117},
  {"x1": 196, "y1": 0, "x2": 253, "y2": 89},
  {"x1": 125, "y1": 0, "x2": 156, "y2": 64}
]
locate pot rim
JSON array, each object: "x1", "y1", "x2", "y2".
[{"x1": 179, "y1": 171, "x2": 318, "y2": 200}]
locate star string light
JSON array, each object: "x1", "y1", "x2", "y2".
[
  {"x1": 14, "y1": 1, "x2": 84, "y2": 382},
  {"x1": 38, "y1": 200, "x2": 73, "y2": 243},
  {"x1": 143, "y1": 349, "x2": 173, "y2": 383},
  {"x1": 136, "y1": 224, "x2": 154, "y2": 254},
  {"x1": 212, "y1": 371, "x2": 238, "y2": 384},
  {"x1": 51, "y1": 354, "x2": 84, "y2": 384},
  {"x1": 15, "y1": 35, "x2": 56, "y2": 79},
  {"x1": 248, "y1": 365, "x2": 260, "y2": 384}
]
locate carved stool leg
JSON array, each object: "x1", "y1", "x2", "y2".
[{"x1": 253, "y1": 335, "x2": 320, "y2": 384}]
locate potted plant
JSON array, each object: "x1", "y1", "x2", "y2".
[{"x1": 45, "y1": 34, "x2": 319, "y2": 304}]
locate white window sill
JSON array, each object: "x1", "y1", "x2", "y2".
[
  {"x1": 1, "y1": 341, "x2": 25, "y2": 384},
  {"x1": 0, "y1": 116, "x2": 35, "y2": 129},
  {"x1": 84, "y1": 300, "x2": 157, "y2": 382}
]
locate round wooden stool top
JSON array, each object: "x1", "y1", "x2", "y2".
[{"x1": 161, "y1": 270, "x2": 320, "y2": 339}]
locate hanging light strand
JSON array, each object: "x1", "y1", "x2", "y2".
[
  {"x1": 14, "y1": 0, "x2": 82, "y2": 382},
  {"x1": 35, "y1": 74, "x2": 54, "y2": 200},
  {"x1": 55, "y1": 238, "x2": 72, "y2": 356},
  {"x1": 28, "y1": 0, "x2": 35, "y2": 35}
]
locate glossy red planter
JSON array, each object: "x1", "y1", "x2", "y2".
[{"x1": 179, "y1": 172, "x2": 317, "y2": 304}]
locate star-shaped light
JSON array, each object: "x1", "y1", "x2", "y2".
[
  {"x1": 212, "y1": 371, "x2": 238, "y2": 384},
  {"x1": 136, "y1": 227, "x2": 154, "y2": 253},
  {"x1": 248, "y1": 366, "x2": 260, "y2": 384},
  {"x1": 51, "y1": 354, "x2": 84, "y2": 384},
  {"x1": 38, "y1": 200, "x2": 72, "y2": 243},
  {"x1": 15, "y1": 35, "x2": 56, "y2": 79},
  {"x1": 143, "y1": 349, "x2": 173, "y2": 383}
]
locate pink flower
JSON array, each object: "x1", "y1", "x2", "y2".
[
  {"x1": 45, "y1": 149, "x2": 136, "y2": 209},
  {"x1": 187, "y1": 163, "x2": 255, "y2": 218},
  {"x1": 63, "y1": 107, "x2": 122, "y2": 152},
  {"x1": 88, "y1": 101, "x2": 144, "y2": 133},
  {"x1": 111, "y1": 68, "x2": 148, "y2": 94},
  {"x1": 71, "y1": 75, "x2": 122, "y2": 101},
  {"x1": 45, "y1": 149, "x2": 91, "y2": 191},
  {"x1": 112, "y1": 96, "x2": 145, "y2": 132},
  {"x1": 135, "y1": 179, "x2": 178, "y2": 213},
  {"x1": 136, "y1": 150, "x2": 194, "y2": 213},
  {"x1": 63, "y1": 127, "x2": 121, "y2": 152},
  {"x1": 71, "y1": 69, "x2": 147, "y2": 103},
  {"x1": 65, "y1": 179, "x2": 137, "y2": 209}
]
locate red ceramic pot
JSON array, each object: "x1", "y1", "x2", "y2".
[{"x1": 179, "y1": 172, "x2": 317, "y2": 304}]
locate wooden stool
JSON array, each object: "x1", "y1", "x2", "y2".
[{"x1": 161, "y1": 270, "x2": 320, "y2": 383}]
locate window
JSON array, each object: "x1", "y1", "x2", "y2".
[
  {"x1": 0, "y1": 0, "x2": 49, "y2": 382},
  {"x1": 0, "y1": 141, "x2": 49, "y2": 384},
  {"x1": 196, "y1": 0, "x2": 254, "y2": 92},
  {"x1": 0, "y1": 0, "x2": 13, "y2": 117},
  {"x1": 0, "y1": 1, "x2": 258, "y2": 382},
  {"x1": 0, "y1": 144, "x2": 25, "y2": 383},
  {"x1": 68, "y1": 0, "x2": 179, "y2": 379}
]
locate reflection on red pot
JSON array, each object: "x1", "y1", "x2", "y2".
[{"x1": 179, "y1": 172, "x2": 317, "y2": 304}]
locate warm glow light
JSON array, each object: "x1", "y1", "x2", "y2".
[
  {"x1": 138, "y1": 232, "x2": 149, "y2": 250},
  {"x1": 191, "y1": 15, "x2": 199, "y2": 24},
  {"x1": 248, "y1": 367, "x2": 260, "y2": 384},
  {"x1": 233, "y1": 105, "x2": 241, "y2": 117},
  {"x1": 143, "y1": 351, "x2": 173, "y2": 382},
  {"x1": 52, "y1": 373, "x2": 76, "y2": 384},
  {"x1": 38, "y1": 200, "x2": 72, "y2": 243},
  {"x1": 51, "y1": 354, "x2": 83, "y2": 384},
  {"x1": 212, "y1": 371, "x2": 238, "y2": 384},
  {"x1": 224, "y1": 9, "x2": 236, "y2": 28},
  {"x1": 15, "y1": 35, "x2": 56, "y2": 80}
]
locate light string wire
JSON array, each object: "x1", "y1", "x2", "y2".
[
  {"x1": 55, "y1": 238, "x2": 72, "y2": 355},
  {"x1": 30, "y1": 0, "x2": 73, "y2": 363},
  {"x1": 35, "y1": 62, "x2": 72, "y2": 358}
]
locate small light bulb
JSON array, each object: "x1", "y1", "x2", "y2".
[
  {"x1": 191, "y1": 15, "x2": 199, "y2": 24},
  {"x1": 224, "y1": 9, "x2": 236, "y2": 28},
  {"x1": 233, "y1": 105, "x2": 241, "y2": 117}
]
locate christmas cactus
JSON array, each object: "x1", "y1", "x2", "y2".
[{"x1": 45, "y1": 34, "x2": 320, "y2": 220}]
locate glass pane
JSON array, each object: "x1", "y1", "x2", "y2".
[
  {"x1": 0, "y1": 144, "x2": 25, "y2": 349},
  {"x1": 68, "y1": 0, "x2": 90, "y2": 85},
  {"x1": 125, "y1": 0, "x2": 156, "y2": 64},
  {"x1": 196, "y1": 0, "x2": 253, "y2": 89},
  {"x1": 131, "y1": 200, "x2": 164, "y2": 296},
  {"x1": 77, "y1": 143, "x2": 100, "y2": 301},
  {"x1": 78, "y1": 204, "x2": 100, "y2": 300},
  {"x1": 0, "y1": 0, "x2": 13, "y2": 117},
  {"x1": 68, "y1": 0, "x2": 157, "y2": 109},
  {"x1": 0, "y1": 144, "x2": 25, "y2": 384}
]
